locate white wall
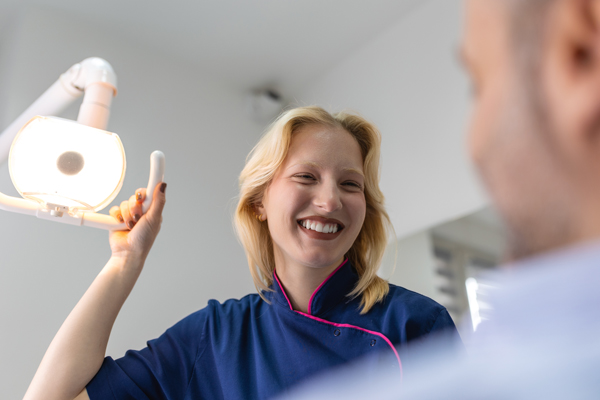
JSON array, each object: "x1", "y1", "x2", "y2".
[
  {"x1": 297, "y1": 0, "x2": 487, "y2": 242},
  {"x1": 0, "y1": 7, "x2": 262, "y2": 398},
  {"x1": 380, "y1": 230, "x2": 438, "y2": 301},
  {"x1": 0, "y1": 8, "x2": 20, "y2": 129}
]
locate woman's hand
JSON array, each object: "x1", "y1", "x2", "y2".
[{"x1": 108, "y1": 182, "x2": 167, "y2": 263}]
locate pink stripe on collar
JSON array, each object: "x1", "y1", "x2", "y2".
[
  {"x1": 296, "y1": 311, "x2": 403, "y2": 379},
  {"x1": 273, "y1": 270, "x2": 294, "y2": 311},
  {"x1": 308, "y1": 258, "x2": 348, "y2": 315},
  {"x1": 273, "y1": 264, "x2": 403, "y2": 377}
]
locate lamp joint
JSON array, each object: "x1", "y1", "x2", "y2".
[{"x1": 45, "y1": 203, "x2": 69, "y2": 217}]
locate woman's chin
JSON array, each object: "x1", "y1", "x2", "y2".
[{"x1": 297, "y1": 253, "x2": 345, "y2": 270}]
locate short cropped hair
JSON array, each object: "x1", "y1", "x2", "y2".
[{"x1": 234, "y1": 106, "x2": 392, "y2": 314}]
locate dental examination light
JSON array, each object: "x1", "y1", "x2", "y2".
[{"x1": 0, "y1": 58, "x2": 165, "y2": 230}]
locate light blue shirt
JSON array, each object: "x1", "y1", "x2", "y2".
[{"x1": 281, "y1": 242, "x2": 600, "y2": 399}]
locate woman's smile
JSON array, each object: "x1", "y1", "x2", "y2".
[{"x1": 297, "y1": 216, "x2": 344, "y2": 240}]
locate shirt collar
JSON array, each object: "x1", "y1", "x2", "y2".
[{"x1": 270, "y1": 258, "x2": 359, "y2": 317}]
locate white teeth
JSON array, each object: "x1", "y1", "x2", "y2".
[{"x1": 300, "y1": 220, "x2": 340, "y2": 234}]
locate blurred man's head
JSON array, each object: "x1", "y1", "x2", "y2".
[{"x1": 462, "y1": 0, "x2": 600, "y2": 260}]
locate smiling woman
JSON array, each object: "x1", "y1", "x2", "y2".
[
  {"x1": 236, "y1": 107, "x2": 390, "y2": 315},
  {"x1": 24, "y1": 106, "x2": 460, "y2": 400}
]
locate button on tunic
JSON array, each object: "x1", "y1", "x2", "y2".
[{"x1": 87, "y1": 260, "x2": 458, "y2": 399}]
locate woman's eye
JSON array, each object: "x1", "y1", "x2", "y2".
[
  {"x1": 343, "y1": 181, "x2": 363, "y2": 190},
  {"x1": 294, "y1": 174, "x2": 315, "y2": 180}
]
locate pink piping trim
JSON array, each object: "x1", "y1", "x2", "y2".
[
  {"x1": 296, "y1": 311, "x2": 403, "y2": 380},
  {"x1": 273, "y1": 271, "x2": 294, "y2": 310},
  {"x1": 307, "y1": 258, "x2": 348, "y2": 315},
  {"x1": 273, "y1": 270, "x2": 403, "y2": 379}
]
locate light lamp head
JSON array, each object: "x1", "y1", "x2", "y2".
[{"x1": 9, "y1": 116, "x2": 126, "y2": 212}]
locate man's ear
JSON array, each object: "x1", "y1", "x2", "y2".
[
  {"x1": 543, "y1": 0, "x2": 600, "y2": 152},
  {"x1": 552, "y1": 0, "x2": 598, "y2": 76},
  {"x1": 577, "y1": 0, "x2": 600, "y2": 147}
]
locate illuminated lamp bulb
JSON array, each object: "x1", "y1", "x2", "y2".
[{"x1": 9, "y1": 116, "x2": 126, "y2": 212}]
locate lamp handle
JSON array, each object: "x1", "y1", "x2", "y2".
[{"x1": 142, "y1": 151, "x2": 166, "y2": 214}]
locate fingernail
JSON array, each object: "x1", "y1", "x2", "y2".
[
  {"x1": 160, "y1": 183, "x2": 167, "y2": 193},
  {"x1": 133, "y1": 214, "x2": 140, "y2": 222},
  {"x1": 127, "y1": 221, "x2": 134, "y2": 229},
  {"x1": 118, "y1": 215, "x2": 124, "y2": 223},
  {"x1": 136, "y1": 192, "x2": 142, "y2": 202}
]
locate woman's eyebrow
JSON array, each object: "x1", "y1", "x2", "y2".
[
  {"x1": 286, "y1": 162, "x2": 364, "y2": 177},
  {"x1": 286, "y1": 161, "x2": 321, "y2": 171},
  {"x1": 343, "y1": 168, "x2": 364, "y2": 177}
]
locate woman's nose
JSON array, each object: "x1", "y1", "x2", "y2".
[{"x1": 314, "y1": 181, "x2": 342, "y2": 212}]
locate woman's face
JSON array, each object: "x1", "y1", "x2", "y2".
[{"x1": 261, "y1": 123, "x2": 366, "y2": 271}]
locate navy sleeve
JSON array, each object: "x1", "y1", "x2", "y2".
[
  {"x1": 86, "y1": 308, "x2": 208, "y2": 400},
  {"x1": 429, "y1": 308, "x2": 458, "y2": 334},
  {"x1": 425, "y1": 308, "x2": 464, "y2": 354},
  {"x1": 396, "y1": 307, "x2": 464, "y2": 375}
]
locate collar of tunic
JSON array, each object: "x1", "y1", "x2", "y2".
[{"x1": 269, "y1": 258, "x2": 357, "y2": 317}]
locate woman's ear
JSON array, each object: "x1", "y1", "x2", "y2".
[{"x1": 254, "y1": 203, "x2": 267, "y2": 222}]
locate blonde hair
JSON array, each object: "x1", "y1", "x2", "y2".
[{"x1": 234, "y1": 106, "x2": 392, "y2": 314}]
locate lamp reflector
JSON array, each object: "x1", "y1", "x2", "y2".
[{"x1": 9, "y1": 116, "x2": 126, "y2": 212}]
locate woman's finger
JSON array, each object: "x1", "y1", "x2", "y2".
[
  {"x1": 136, "y1": 188, "x2": 147, "y2": 204},
  {"x1": 109, "y1": 206, "x2": 124, "y2": 223},
  {"x1": 120, "y1": 200, "x2": 133, "y2": 230},
  {"x1": 128, "y1": 194, "x2": 142, "y2": 226},
  {"x1": 145, "y1": 182, "x2": 167, "y2": 225}
]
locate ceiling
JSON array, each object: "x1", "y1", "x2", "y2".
[{"x1": 0, "y1": 0, "x2": 425, "y2": 95}]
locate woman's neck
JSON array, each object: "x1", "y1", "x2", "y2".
[{"x1": 274, "y1": 256, "x2": 344, "y2": 313}]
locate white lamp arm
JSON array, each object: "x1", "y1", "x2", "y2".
[
  {"x1": 0, "y1": 78, "x2": 79, "y2": 165},
  {"x1": 0, "y1": 192, "x2": 39, "y2": 216},
  {"x1": 0, "y1": 57, "x2": 118, "y2": 164}
]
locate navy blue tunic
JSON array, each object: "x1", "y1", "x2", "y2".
[{"x1": 87, "y1": 260, "x2": 458, "y2": 399}]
